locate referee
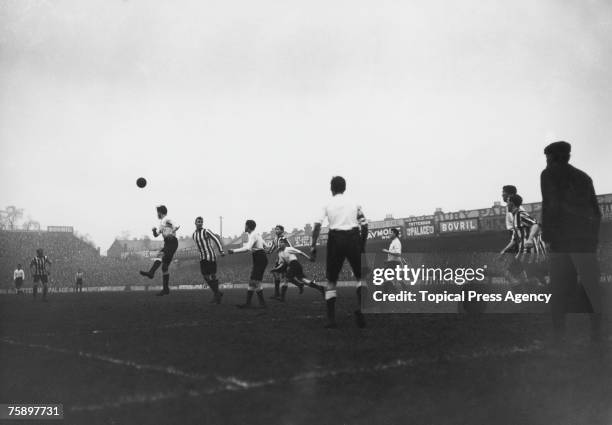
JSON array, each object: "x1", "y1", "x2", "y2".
[{"x1": 310, "y1": 176, "x2": 368, "y2": 328}]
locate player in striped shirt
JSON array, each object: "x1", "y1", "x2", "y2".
[
  {"x1": 75, "y1": 270, "x2": 84, "y2": 293},
  {"x1": 267, "y1": 225, "x2": 291, "y2": 300},
  {"x1": 270, "y1": 240, "x2": 325, "y2": 301},
  {"x1": 499, "y1": 194, "x2": 547, "y2": 285},
  {"x1": 30, "y1": 249, "x2": 51, "y2": 301},
  {"x1": 192, "y1": 216, "x2": 225, "y2": 304},
  {"x1": 501, "y1": 185, "x2": 525, "y2": 284}
]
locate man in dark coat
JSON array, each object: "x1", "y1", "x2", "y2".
[{"x1": 540, "y1": 141, "x2": 603, "y2": 341}]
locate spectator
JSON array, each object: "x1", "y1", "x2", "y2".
[{"x1": 540, "y1": 141, "x2": 603, "y2": 342}]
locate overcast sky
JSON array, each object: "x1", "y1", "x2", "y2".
[{"x1": 1, "y1": 0, "x2": 611, "y2": 253}]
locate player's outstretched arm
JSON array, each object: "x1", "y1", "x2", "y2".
[
  {"x1": 207, "y1": 229, "x2": 225, "y2": 255},
  {"x1": 289, "y1": 247, "x2": 311, "y2": 261},
  {"x1": 230, "y1": 236, "x2": 253, "y2": 254}
]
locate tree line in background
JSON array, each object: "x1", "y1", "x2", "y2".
[
  {"x1": 0, "y1": 205, "x2": 96, "y2": 249},
  {"x1": 0, "y1": 206, "x2": 39, "y2": 231}
]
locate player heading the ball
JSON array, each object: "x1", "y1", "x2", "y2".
[{"x1": 139, "y1": 205, "x2": 180, "y2": 296}]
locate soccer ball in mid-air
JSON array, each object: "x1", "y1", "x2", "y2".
[{"x1": 136, "y1": 177, "x2": 147, "y2": 188}]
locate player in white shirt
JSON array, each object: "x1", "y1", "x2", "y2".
[
  {"x1": 13, "y1": 264, "x2": 25, "y2": 295},
  {"x1": 311, "y1": 176, "x2": 368, "y2": 328},
  {"x1": 270, "y1": 240, "x2": 325, "y2": 301},
  {"x1": 382, "y1": 228, "x2": 406, "y2": 290},
  {"x1": 140, "y1": 205, "x2": 180, "y2": 296},
  {"x1": 228, "y1": 219, "x2": 268, "y2": 308},
  {"x1": 382, "y1": 228, "x2": 402, "y2": 262}
]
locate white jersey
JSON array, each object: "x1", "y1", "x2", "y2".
[
  {"x1": 158, "y1": 216, "x2": 179, "y2": 238},
  {"x1": 14, "y1": 269, "x2": 25, "y2": 280},
  {"x1": 277, "y1": 247, "x2": 303, "y2": 264},
  {"x1": 387, "y1": 238, "x2": 402, "y2": 262},
  {"x1": 234, "y1": 231, "x2": 266, "y2": 253},
  {"x1": 315, "y1": 193, "x2": 366, "y2": 231}
]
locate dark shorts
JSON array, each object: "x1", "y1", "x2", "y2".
[
  {"x1": 157, "y1": 236, "x2": 179, "y2": 265},
  {"x1": 76, "y1": 279, "x2": 83, "y2": 286},
  {"x1": 286, "y1": 260, "x2": 305, "y2": 280},
  {"x1": 250, "y1": 250, "x2": 268, "y2": 282},
  {"x1": 15, "y1": 277, "x2": 23, "y2": 288},
  {"x1": 384, "y1": 260, "x2": 402, "y2": 270},
  {"x1": 199, "y1": 259, "x2": 217, "y2": 276},
  {"x1": 33, "y1": 274, "x2": 48, "y2": 284},
  {"x1": 326, "y1": 228, "x2": 362, "y2": 283}
]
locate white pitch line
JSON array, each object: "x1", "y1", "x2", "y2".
[
  {"x1": 2, "y1": 336, "x2": 552, "y2": 413},
  {"x1": 1, "y1": 338, "x2": 211, "y2": 380},
  {"x1": 9, "y1": 315, "x2": 325, "y2": 338}
]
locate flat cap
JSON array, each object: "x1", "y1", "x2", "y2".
[{"x1": 544, "y1": 141, "x2": 571, "y2": 156}]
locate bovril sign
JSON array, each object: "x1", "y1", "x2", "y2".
[
  {"x1": 439, "y1": 219, "x2": 479, "y2": 233},
  {"x1": 368, "y1": 227, "x2": 402, "y2": 240}
]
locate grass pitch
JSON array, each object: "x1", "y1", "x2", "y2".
[{"x1": 1, "y1": 287, "x2": 611, "y2": 425}]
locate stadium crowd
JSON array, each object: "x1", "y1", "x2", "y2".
[{"x1": 2, "y1": 228, "x2": 611, "y2": 290}]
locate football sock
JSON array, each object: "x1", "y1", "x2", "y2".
[
  {"x1": 245, "y1": 290, "x2": 254, "y2": 306},
  {"x1": 256, "y1": 290, "x2": 266, "y2": 307},
  {"x1": 356, "y1": 286, "x2": 364, "y2": 307},
  {"x1": 325, "y1": 290, "x2": 337, "y2": 324},
  {"x1": 207, "y1": 278, "x2": 219, "y2": 294},
  {"x1": 149, "y1": 261, "x2": 161, "y2": 275},
  {"x1": 280, "y1": 285, "x2": 287, "y2": 301},
  {"x1": 162, "y1": 273, "x2": 170, "y2": 292}
]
